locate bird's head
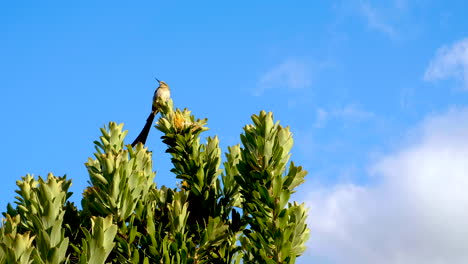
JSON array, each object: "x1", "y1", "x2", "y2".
[
  {"x1": 159, "y1": 81, "x2": 170, "y2": 90},
  {"x1": 155, "y1": 78, "x2": 170, "y2": 90}
]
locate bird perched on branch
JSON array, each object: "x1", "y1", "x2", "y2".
[{"x1": 131, "y1": 79, "x2": 171, "y2": 147}]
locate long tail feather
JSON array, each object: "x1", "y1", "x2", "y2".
[{"x1": 131, "y1": 111, "x2": 157, "y2": 147}]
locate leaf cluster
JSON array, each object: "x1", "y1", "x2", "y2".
[{"x1": 1, "y1": 99, "x2": 309, "y2": 263}]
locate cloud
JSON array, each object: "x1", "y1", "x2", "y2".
[
  {"x1": 302, "y1": 107, "x2": 468, "y2": 263},
  {"x1": 424, "y1": 38, "x2": 468, "y2": 90},
  {"x1": 359, "y1": 2, "x2": 397, "y2": 39},
  {"x1": 255, "y1": 59, "x2": 312, "y2": 96},
  {"x1": 314, "y1": 104, "x2": 375, "y2": 127}
]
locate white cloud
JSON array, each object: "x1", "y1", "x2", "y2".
[
  {"x1": 255, "y1": 59, "x2": 312, "y2": 96},
  {"x1": 424, "y1": 38, "x2": 468, "y2": 90},
  {"x1": 302, "y1": 107, "x2": 468, "y2": 264},
  {"x1": 314, "y1": 105, "x2": 375, "y2": 127},
  {"x1": 359, "y1": 2, "x2": 397, "y2": 39}
]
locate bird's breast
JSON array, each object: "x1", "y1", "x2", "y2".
[{"x1": 155, "y1": 88, "x2": 170, "y2": 101}]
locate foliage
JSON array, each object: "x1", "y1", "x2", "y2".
[{"x1": 1, "y1": 99, "x2": 309, "y2": 263}]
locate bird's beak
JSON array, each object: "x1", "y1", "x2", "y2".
[{"x1": 155, "y1": 77, "x2": 160, "y2": 83}]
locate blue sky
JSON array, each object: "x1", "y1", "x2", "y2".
[{"x1": 1, "y1": 1, "x2": 468, "y2": 263}]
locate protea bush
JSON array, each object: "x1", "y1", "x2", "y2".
[{"x1": 1, "y1": 99, "x2": 309, "y2": 264}]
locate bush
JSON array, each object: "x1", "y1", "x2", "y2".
[{"x1": 1, "y1": 99, "x2": 309, "y2": 264}]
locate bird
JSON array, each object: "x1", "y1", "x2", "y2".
[{"x1": 131, "y1": 79, "x2": 171, "y2": 147}]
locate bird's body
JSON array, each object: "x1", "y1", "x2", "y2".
[
  {"x1": 152, "y1": 81, "x2": 171, "y2": 113},
  {"x1": 132, "y1": 80, "x2": 171, "y2": 147},
  {"x1": 155, "y1": 81, "x2": 171, "y2": 103}
]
